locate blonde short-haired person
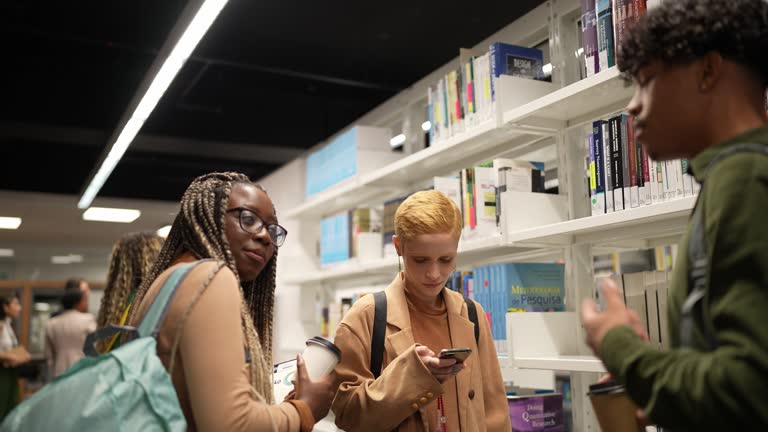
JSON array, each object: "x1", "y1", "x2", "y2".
[{"x1": 332, "y1": 190, "x2": 511, "y2": 432}]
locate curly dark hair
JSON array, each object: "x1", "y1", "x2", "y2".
[{"x1": 617, "y1": 0, "x2": 768, "y2": 86}]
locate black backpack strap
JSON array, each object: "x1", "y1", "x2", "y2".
[
  {"x1": 464, "y1": 296, "x2": 480, "y2": 346},
  {"x1": 370, "y1": 291, "x2": 387, "y2": 379},
  {"x1": 681, "y1": 144, "x2": 768, "y2": 349}
]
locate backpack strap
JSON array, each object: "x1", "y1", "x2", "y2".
[
  {"x1": 369, "y1": 291, "x2": 481, "y2": 379},
  {"x1": 680, "y1": 144, "x2": 768, "y2": 349},
  {"x1": 83, "y1": 260, "x2": 205, "y2": 357},
  {"x1": 138, "y1": 260, "x2": 204, "y2": 338},
  {"x1": 370, "y1": 291, "x2": 387, "y2": 379},
  {"x1": 464, "y1": 296, "x2": 480, "y2": 345}
]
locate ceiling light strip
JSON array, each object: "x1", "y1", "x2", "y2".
[{"x1": 78, "y1": 0, "x2": 229, "y2": 209}]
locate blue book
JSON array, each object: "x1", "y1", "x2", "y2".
[
  {"x1": 492, "y1": 263, "x2": 504, "y2": 343},
  {"x1": 489, "y1": 43, "x2": 544, "y2": 102},
  {"x1": 306, "y1": 128, "x2": 358, "y2": 197},
  {"x1": 501, "y1": 263, "x2": 566, "y2": 340},
  {"x1": 320, "y1": 212, "x2": 351, "y2": 265}
]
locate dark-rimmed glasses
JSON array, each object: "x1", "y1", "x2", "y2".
[{"x1": 226, "y1": 207, "x2": 288, "y2": 247}]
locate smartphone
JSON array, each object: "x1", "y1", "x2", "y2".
[{"x1": 438, "y1": 347, "x2": 472, "y2": 363}]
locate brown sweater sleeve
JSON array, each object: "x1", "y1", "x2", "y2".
[{"x1": 165, "y1": 262, "x2": 303, "y2": 432}]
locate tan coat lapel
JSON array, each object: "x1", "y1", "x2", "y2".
[{"x1": 444, "y1": 290, "x2": 477, "y2": 432}]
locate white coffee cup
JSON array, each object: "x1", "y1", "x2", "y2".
[{"x1": 302, "y1": 337, "x2": 341, "y2": 380}]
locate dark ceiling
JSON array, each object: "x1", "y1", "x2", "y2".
[{"x1": 1, "y1": 0, "x2": 542, "y2": 202}]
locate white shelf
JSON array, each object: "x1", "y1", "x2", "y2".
[
  {"x1": 283, "y1": 257, "x2": 396, "y2": 285},
  {"x1": 503, "y1": 66, "x2": 633, "y2": 131},
  {"x1": 285, "y1": 119, "x2": 530, "y2": 219},
  {"x1": 285, "y1": 235, "x2": 546, "y2": 286},
  {"x1": 507, "y1": 196, "x2": 696, "y2": 247},
  {"x1": 513, "y1": 355, "x2": 606, "y2": 373}
]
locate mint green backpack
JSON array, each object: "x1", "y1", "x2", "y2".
[{"x1": 0, "y1": 261, "x2": 206, "y2": 431}]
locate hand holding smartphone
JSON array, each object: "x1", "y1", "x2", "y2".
[{"x1": 438, "y1": 347, "x2": 472, "y2": 363}]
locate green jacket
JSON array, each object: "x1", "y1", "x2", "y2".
[{"x1": 600, "y1": 125, "x2": 768, "y2": 430}]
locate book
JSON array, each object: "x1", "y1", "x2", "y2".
[
  {"x1": 609, "y1": 115, "x2": 625, "y2": 210},
  {"x1": 593, "y1": 126, "x2": 606, "y2": 215},
  {"x1": 489, "y1": 42, "x2": 544, "y2": 103},
  {"x1": 433, "y1": 176, "x2": 462, "y2": 211},
  {"x1": 596, "y1": 0, "x2": 616, "y2": 70},
  {"x1": 588, "y1": 133, "x2": 597, "y2": 214},
  {"x1": 320, "y1": 211, "x2": 351, "y2": 265},
  {"x1": 581, "y1": 0, "x2": 600, "y2": 77},
  {"x1": 620, "y1": 115, "x2": 633, "y2": 208},
  {"x1": 600, "y1": 121, "x2": 615, "y2": 212},
  {"x1": 640, "y1": 139, "x2": 652, "y2": 205},
  {"x1": 472, "y1": 163, "x2": 498, "y2": 237},
  {"x1": 493, "y1": 159, "x2": 546, "y2": 226},
  {"x1": 626, "y1": 116, "x2": 640, "y2": 208}
]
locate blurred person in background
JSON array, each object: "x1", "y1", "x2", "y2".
[
  {"x1": 0, "y1": 294, "x2": 30, "y2": 418},
  {"x1": 44, "y1": 282, "x2": 96, "y2": 378},
  {"x1": 96, "y1": 231, "x2": 164, "y2": 352}
]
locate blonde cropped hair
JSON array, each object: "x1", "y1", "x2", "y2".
[{"x1": 394, "y1": 190, "x2": 462, "y2": 242}]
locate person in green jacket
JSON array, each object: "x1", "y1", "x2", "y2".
[{"x1": 580, "y1": 0, "x2": 768, "y2": 430}]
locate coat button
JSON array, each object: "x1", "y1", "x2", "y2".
[
  {"x1": 468, "y1": 389, "x2": 475, "y2": 400},
  {"x1": 411, "y1": 403, "x2": 419, "y2": 410},
  {"x1": 419, "y1": 397, "x2": 427, "y2": 404},
  {"x1": 426, "y1": 392, "x2": 434, "y2": 399}
]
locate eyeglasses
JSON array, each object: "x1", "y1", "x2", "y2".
[{"x1": 226, "y1": 207, "x2": 288, "y2": 247}]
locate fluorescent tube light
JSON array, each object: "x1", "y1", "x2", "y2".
[
  {"x1": 78, "y1": 0, "x2": 229, "y2": 209},
  {"x1": 421, "y1": 121, "x2": 431, "y2": 132},
  {"x1": 0, "y1": 249, "x2": 14, "y2": 258},
  {"x1": 51, "y1": 254, "x2": 84, "y2": 265},
  {"x1": 83, "y1": 207, "x2": 141, "y2": 223},
  {"x1": 390, "y1": 134, "x2": 406, "y2": 147},
  {"x1": 157, "y1": 225, "x2": 172, "y2": 238},
  {"x1": 0, "y1": 217, "x2": 22, "y2": 230}
]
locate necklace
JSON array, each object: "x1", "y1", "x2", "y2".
[{"x1": 436, "y1": 395, "x2": 447, "y2": 432}]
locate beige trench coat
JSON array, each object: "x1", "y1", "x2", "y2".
[{"x1": 331, "y1": 276, "x2": 511, "y2": 432}]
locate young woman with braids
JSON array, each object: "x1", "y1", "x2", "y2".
[
  {"x1": 126, "y1": 172, "x2": 336, "y2": 432},
  {"x1": 96, "y1": 231, "x2": 164, "y2": 352}
]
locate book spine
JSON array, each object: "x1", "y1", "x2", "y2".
[
  {"x1": 641, "y1": 139, "x2": 651, "y2": 205},
  {"x1": 596, "y1": 0, "x2": 616, "y2": 70},
  {"x1": 582, "y1": 0, "x2": 600, "y2": 76},
  {"x1": 610, "y1": 115, "x2": 625, "y2": 210},
  {"x1": 627, "y1": 115, "x2": 639, "y2": 208},
  {"x1": 620, "y1": 115, "x2": 631, "y2": 208},
  {"x1": 490, "y1": 43, "x2": 498, "y2": 103},
  {"x1": 602, "y1": 121, "x2": 614, "y2": 212},
  {"x1": 593, "y1": 122, "x2": 606, "y2": 215}
]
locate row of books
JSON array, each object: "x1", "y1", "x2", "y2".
[
  {"x1": 587, "y1": 115, "x2": 699, "y2": 216},
  {"x1": 428, "y1": 43, "x2": 545, "y2": 144},
  {"x1": 605, "y1": 270, "x2": 673, "y2": 351},
  {"x1": 436, "y1": 159, "x2": 548, "y2": 241},
  {"x1": 446, "y1": 263, "x2": 566, "y2": 354},
  {"x1": 320, "y1": 160, "x2": 548, "y2": 265},
  {"x1": 582, "y1": 0, "x2": 649, "y2": 78}
]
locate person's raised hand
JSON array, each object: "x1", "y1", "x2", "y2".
[
  {"x1": 415, "y1": 345, "x2": 465, "y2": 383},
  {"x1": 580, "y1": 278, "x2": 641, "y2": 354}
]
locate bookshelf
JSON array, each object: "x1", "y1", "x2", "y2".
[
  {"x1": 503, "y1": 66, "x2": 633, "y2": 131},
  {"x1": 286, "y1": 196, "x2": 694, "y2": 285},
  {"x1": 507, "y1": 196, "x2": 696, "y2": 247},
  {"x1": 269, "y1": 1, "x2": 679, "y2": 431},
  {"x1": 513, "y1": 356, "x2": 605, "y2": 373}
]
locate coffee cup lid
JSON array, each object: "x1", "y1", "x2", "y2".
[
  {"x1": 587, "y1": 380, "x2": 625, "y2": 396},
  {"x1": 306, "y1": 337, "x2": 341, "y2": 359}
]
